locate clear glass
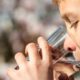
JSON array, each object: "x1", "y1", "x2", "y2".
[
  {"x1": 47, "y1": 26, "x2": 68, "y2": 63},
  {"x1": 47, "y1": 26, "x2": 80, "y2": 67}
]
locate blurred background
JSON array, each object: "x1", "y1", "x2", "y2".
[{"x1": 0, "y1": 0, "x2": 64, "y2": 80}]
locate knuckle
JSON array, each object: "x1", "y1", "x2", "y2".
[
  {"x1": 15, "y1": 54, "x2": 18, "y2": 59},
  {"x1": 21, "y1": 64, "x2": 30, "y2": 72},
  {"x1": 15, "y1": 52, "x2": 21, "y2": 59},
  {"x1": 43, "y1": 44, "x2": 50, "y2": 50},
  {"x1": 44, "y1": 45, "x2": 49, "y2": 50},
  {"x1": 27, "y1": 43, "x2": 36, "y2": 49},
  {"x1": 43, "y1": 60, "x2": 50, "y2": 67}
]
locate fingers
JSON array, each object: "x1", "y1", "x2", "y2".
[
  {"x1": 15, "y1": 52, "x2": 27, "y2": 69},
  {"x1": 7, "y1": 36, "x2": 52, "y2": 80},
  {"x1": 37, "y1": 37, "x2": 51, "y2": 64},
  {"x1": 7, "y1": 68, "x2": 18, "y2": 80},
  {"x1": 25, "y1": 43, "x2": 40, "y2": 63},
  {"x1": 15, "y1": 37, "x2": 51, "y2": 67}
]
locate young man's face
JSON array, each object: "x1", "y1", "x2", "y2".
[{"x1": 58, "y1": 0, "x2": 80, "y2": 60}]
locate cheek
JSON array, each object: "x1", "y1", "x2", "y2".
[
  {"x1": 65, "y1": 20, "x2": 80, "y2": 50},
  {"x1": 75, "y1": 26, "x2": 80, "y2": 47},
  {"x1": 67, "y1": 26, "x2": 80, "y2": 61},
  {"x1": 68, "y1": 25, "x2": 80, "y2": 61},
  {"x1": 73, "y1": 47, "x2": 80, "y2": 61},
  {"x1": 66, "y1": 25, "x2": 76, "y2": 40},
  {"x1": 66, "y1": 23, "x2": 80, "y2": 47}
]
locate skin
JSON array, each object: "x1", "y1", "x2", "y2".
[
  {"x1": 58, "y1": 0, "x2": 80, "y2": 60},
  {"x1": 7, "y1": 37, "x2": 75, "y2": 80},
  {"x1": 7, "y1": 37, "x2": 53, "y2": 80},
  {"x1": 7, "y1": 0, "x2": 80, "y2": 80}
]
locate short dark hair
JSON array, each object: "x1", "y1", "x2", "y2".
[
  {"x1": 53, "y1": 0, "x2": 59, "y2": 5},
  {"x1": 53, "y1": 0, "x2": 64, "y2": 5}
]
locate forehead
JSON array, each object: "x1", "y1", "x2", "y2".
[{"x1": 58, "y1": 0, "x2": 80, "y2": 17}]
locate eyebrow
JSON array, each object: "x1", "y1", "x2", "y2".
[
  {"x1": 61, "y1": 12, "x2": 78, "y2": 22},
  {"x1": 61, "y1": 13, "x2": 71, "y2": 23},
  {"x1": 62, "y1": 13, "x2": 72, "y2": 19}
]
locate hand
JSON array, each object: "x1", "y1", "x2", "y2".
[{"x1": 7, "y1": 37, "x2": 53, "y2": 80}]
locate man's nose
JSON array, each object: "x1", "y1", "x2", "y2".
[{"x1": 63, "y1": 35, "x2": 76, "y2": 51}]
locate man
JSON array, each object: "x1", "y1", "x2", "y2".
[
  {"x1": 54, "y1": 0, "x2": 80, "y2": 61},
  {"x1": 7, "y1": 0, "x2": 80, "y2": 80}
]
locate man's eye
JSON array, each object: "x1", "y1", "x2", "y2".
[{"x1": 71, "y1": 21, "x2": 79, "y2": 28}]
